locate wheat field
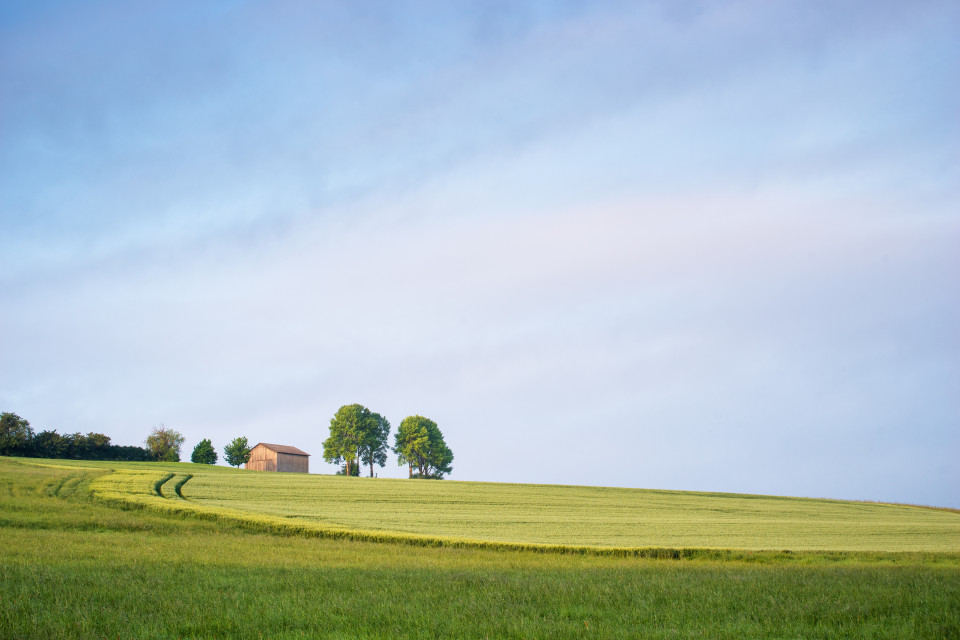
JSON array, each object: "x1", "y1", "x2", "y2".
[{"x1": 68, "y1": 459, "x2": 960, "y2": 553}]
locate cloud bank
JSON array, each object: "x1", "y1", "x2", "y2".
[{"x1": 2, "y1": 0, "x2": 958, "y2": 505}]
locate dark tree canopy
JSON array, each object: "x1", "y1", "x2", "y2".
[
  {"x1": 323, "y1": 404, "x2": 390, "y2": 477},
  {"x1": 0, "y1": 412, "x2": 34, "y2": 456},
  {"x1": 31, "y1": 430, "x2": 68, "y2": 459},
  {"x1": 145, "y1": 425, "x2": 185, "y2": 462},
  {"x1": 0, "y1": 412, "x2": 149, "y2": 461},
  {"x1": 223, "y1": 436, "x2": 252, "y2": 468},
  {"x1": 191, "y1": 438, "x2": 218, "y2": 464},
  {"x1": 393, "y1": 415, "x2": 453, "y2": 479}
]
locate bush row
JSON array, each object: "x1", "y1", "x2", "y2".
[{"x1": 0, "y1": 412, "x2": 151, "y2": 461}]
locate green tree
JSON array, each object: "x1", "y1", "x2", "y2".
[
  {"x1": 85, "y1": 432, "x2": 112, "y2": 460},
  {"x1": 31, "y1": 430, "x2": 66, "y2": 459},
  {"x1": 393, "y1": 416, "x2": 427, "y2": 478},
  {"x1": 0, "y1": 412, "x2": 34, "y2": 456},
  {"x1": 335, "y1": 463, "x2": 360, "y2": 476},
  {"x1": 113, "y1": 445, "x2": 152, "y2": 462},
  {"x1": 62, "y1": 432, "x2": 87, "y2": 459},
  {"x1": 191, "y1": 438, "x2": 218, "y2": 464},
  {"x1": 145, "y1": 425, "x2": 185, "y2": 462},
  {"x1": 223, "y1": 436, "x2": 252, "y2": 468},
  {"x1": 323, "y1": 404, "x2": 365, "y2": 477},
  {"x1": 360, "y1": 412, "x2": 391, "y2": 477},
  {"x1": 393, "y1": 415, "x2": 453, "y2": 479},
  {"x1": 323, "y1": 404, "x2": 390, "y2": 477}
]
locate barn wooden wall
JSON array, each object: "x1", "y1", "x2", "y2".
[
  {"x1": 245, "y1": 445, "x2": 308, "y2": 473},
  {"x1": 245, "y1": 445, "x2": 277, "y2": 471},
  {"x1": 277, "y1": 453, "x2": 309, "y2": 473}
]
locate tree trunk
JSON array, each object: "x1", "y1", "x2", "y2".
[{"x1": 369, "y1": 460, "x2": 374, "y2": 477}]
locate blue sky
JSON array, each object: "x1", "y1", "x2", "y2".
[{"x1": 2, "y1": 1, "x2": 958, "y2": 506}]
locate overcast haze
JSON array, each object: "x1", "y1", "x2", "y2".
[{"x1": 2, "y1": 1, "x2": 958, "y2": 507}]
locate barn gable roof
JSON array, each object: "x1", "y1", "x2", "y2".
[{"x1": 253, "y1": 442, "x2": 310, "y2": 456}]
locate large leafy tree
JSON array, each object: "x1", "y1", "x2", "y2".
[
  {"x1": 393, "y1": 417, "x2": 427, "y2": 478},
  {"x1": 323, "y1": 404, "x2": 364, "y2": 476},
  {"x1": 191, "y1": 438, "x2": 218, "y2": 464},
  {"x1": 145, "y1": 425, "x2": 185, "y2": 462},
  {"x1": 0, "y1": 412, "x2": 34, "y2": 456},
  {"x1": 360, "y1": 412, "x2": 391, "y2": 477},
  {"x1": 393, "y1": 415, "x2": 453, "y2": 479},
  {"x1": 223, "y1": 436, "x2": 252, "y2": 468},
  {"x1": 323, "y1": 404, "x2": 390, "y2": 477}
]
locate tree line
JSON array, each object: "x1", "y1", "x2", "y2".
[
  {"x1": 2, "y1": 406, "x2": 454, "y2": 480},
  {"x1": 0, "y1": 412, "x2": 152, "y2": 461},
  {"x1": 0, "y1": 413, "x2": 234, "y2": 464},
  {"x1": 142, "y1": 425, "x2": 252, "y2": 468},
  {"x1": 323, "y1": 404, "x2": 453, "y2": 479}
]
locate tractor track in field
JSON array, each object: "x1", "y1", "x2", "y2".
[
  {"x1": 153, "y1": 473, "x2": 193, "y2": 499},
  {"x1": 153, "y1": 473, "x2": 175, "y2": 497},
  {"x1": 173, "y1": 474, "x2": 193, "y2": 499},
  {"x1": 153, "y1": 473, "x2": 193, "y2": 500}
]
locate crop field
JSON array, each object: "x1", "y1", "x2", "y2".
[
  {"x1": 2, "y1": 456, "x2": 959, "y2": 638},
  {"x1": 178, "y1": 469, "x2": 960, "y2": 552},
  {"x1": 68, "y1": 457, "x2": 960, "y2": 553}
]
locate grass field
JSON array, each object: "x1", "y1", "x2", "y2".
[{"x1": 2, "y1": 457, "x2": 959, "y2": 638}]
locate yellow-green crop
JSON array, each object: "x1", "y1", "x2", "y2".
[{"x1": 53, "y1": 456, "x2": 960, "y2": 554}]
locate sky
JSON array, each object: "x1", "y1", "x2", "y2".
[{"x1": 1, "y1": 0, "x2": 958, "y2": 507}]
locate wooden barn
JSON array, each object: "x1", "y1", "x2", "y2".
[{"x1": 245, "y1": 443, "x2": 310, "y2": 473}]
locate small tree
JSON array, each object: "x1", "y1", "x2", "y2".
[
  {"x1": 145, "y1": 425, "x2": 185, "y2": 462},
  {"x1": 191, "y1": 438, "x2": 218, "y2": 464},
  {"x1": 223, "y1": 436, "x2": 252, "y2": 468}
]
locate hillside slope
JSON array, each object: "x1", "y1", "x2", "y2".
[
  {"x1": 30, "y1": 457, "x2": 956, "y2": 553},
  {"x1": 183, "y1": 468, "x2": 960, "y2": 552}
]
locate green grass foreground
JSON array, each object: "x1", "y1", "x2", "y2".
[{"x1": 2, "y1": 458, "x2": 959, "y2": 639}]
